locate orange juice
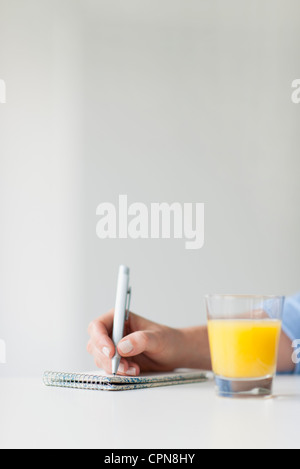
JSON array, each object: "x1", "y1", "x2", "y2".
[{"x1": 208, "y1": 319, "x2": 282, "y2": 379}]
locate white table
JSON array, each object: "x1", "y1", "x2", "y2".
[{"x1": 0, "y1": 375, "x2": 300, "y2": 449}]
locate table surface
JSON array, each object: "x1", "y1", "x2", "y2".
[{"x1": 1, "y1": 374, "x2": 300, "y2": 449}]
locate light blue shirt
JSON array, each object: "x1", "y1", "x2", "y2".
[{"x1": 282, "y1": 293, "x2": 300, "y2": 374}]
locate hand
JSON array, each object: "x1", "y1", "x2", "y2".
[{"x1": 87, "y1": 310, "x2": 184, "y2": 376}]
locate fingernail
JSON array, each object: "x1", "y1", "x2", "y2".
[
  {"x1": 119, "y1": 340, "x2": 134, "y2": 354},
  {"x1": 126, "y1": 367, "x2": 136, "y2": 376},
  {"x1": 102, "y1": 347, "x2": 110, "y2": 358},
  {"x1": 118, "y1": 363, "x2": 125, "y2": 373}
]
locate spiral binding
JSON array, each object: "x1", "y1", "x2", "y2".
[
  {"x1": 43, "y1": 370, "x2": 209, "y2": 392},
  {"x1": 43, "y1": 371, "x2": 112, "y2": 390}
]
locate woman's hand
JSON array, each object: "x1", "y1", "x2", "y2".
[
  {"x1": 87, "y1": 310, "x2": 186, "y2": 376},
  {"x1": 88, "y1": 308, "x2": 300, "y2": 377}
]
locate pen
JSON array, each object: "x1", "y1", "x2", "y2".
[{"x1": 111, "y1": 265, "x2": 132, "y2": 375}]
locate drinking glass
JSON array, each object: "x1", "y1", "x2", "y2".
[{"x1": 205, "y1": 295, "x2": 285, "y2": 398}]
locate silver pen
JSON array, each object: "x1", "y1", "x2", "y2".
[{"x1": 111, "y1": 265, "x2": 132, "y2": 375}]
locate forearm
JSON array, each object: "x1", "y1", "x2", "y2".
[{"x1": 177, "y1": 325, "x2": 212, "y2": 371}]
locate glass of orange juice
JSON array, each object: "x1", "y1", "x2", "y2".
[{"x1": 206, "y1": 295, "x2": 285, "y2": 398}]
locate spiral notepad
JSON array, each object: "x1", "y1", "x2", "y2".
[{"x1": 43, "y1": 369, "x2": 209, "y2": 391}]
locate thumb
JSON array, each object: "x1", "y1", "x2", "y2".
[{"x1": 117, "y1": 330, "x2": 160, "y2": 357}]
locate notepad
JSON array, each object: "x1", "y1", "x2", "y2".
[{"x1": 43, "y1": 369, "x2": 209, "y2": 391}]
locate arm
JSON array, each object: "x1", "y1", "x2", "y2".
[
  {"x1": 87, "y1": 311, "x2": 212, "y2": 376},
  {"x1": 178, "y1": 326, "x2": 212, "y2": 371},
  {"x1": 87, "y1": 309, "x2": 296, "y2": 376}
]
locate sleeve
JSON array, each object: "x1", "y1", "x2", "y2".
[{"x1": 282, "y1": 293, "x2": 300, "y2": 375}]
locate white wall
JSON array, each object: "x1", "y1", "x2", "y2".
[
  {"x1": 0, "y1": 0, "x2": 86, "y2": 375},
  {"x1": 0, "y1": 0, "x2": 300, "y2": 376}
]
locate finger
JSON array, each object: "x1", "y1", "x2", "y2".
[
  {"x1": 106, "y1": 359, "x2": 130, "y2": 376},
  {"x1": 88, "y1": 311, "x2": 115, "y2": 358},
  {"x1": 111, "y1": 359, "x2": 129, "y2": 376},
  {"x1": 87, "y1": 339, "x2": 93, "y2": 355},
  {"x1": 117, "y1": 330, "x2": 160, "y2": 358},
  {"x1": 90, "y1": 342, "x2": 130, "y2": 375},
  {"x1": 88, "y1": 310, "x2": 115, "y2": 336},
  {"x1": 127, "y1": 312, "x2": 154, "y2": 332},
  {"x1": 126, "y1": 361, "x2": 141, "y2": 377},
  {"x1": 87, "y1": 338, "x2": 113, "y2": 362}
]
